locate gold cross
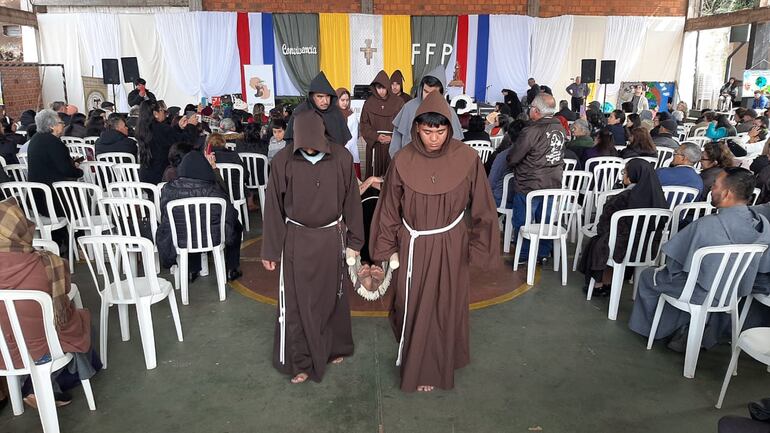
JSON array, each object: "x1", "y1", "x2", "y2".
[{"x1": 360, "y1": 39, "x2": 377, "y2": 66}]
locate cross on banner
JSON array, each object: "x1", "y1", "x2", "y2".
[{"x1": 360, "y1": 39, "x2": 377, "y2": 66}]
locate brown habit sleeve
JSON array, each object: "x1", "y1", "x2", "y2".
[
  {"x1": 343, "y1": 159, "x2": 365, "y2": 251},
  {"x1": 468, "y1": 158, "x2": 501, "y2": 268},
  {"x1": 359, "y1": 108, "x2": 381, "y2": 146},
  {"x1": 369, "y1": 164, "x2": 403, "y2": 262},
  {"x1": 260, "y1": 155, "x2": 287, "y2": 263}
]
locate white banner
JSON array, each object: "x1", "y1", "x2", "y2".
[
  {"x1": 349, "y1": 14, "x2": 384, "y2": 88},
  {"x1": 244, "y1": 64, "x2": 276, "y2": 112}
]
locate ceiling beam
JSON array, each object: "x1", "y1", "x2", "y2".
[
  {"x1": 0, "y1": 6, "x2": 37, "y2": 28},
  {"x1": 685, "y1": 7, "x2": 770, "y2": 32}
]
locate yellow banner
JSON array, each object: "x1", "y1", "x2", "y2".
[
  {"x1": 319, "y1": 13, "x2": 351, "y2": 91},
  {"x1": 383, "y1": 15, "x2": 412, "y2": 95}
]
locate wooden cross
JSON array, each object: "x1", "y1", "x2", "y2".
[{"x1": 360, "y1": 39, "x2": 377, "y2": 66}]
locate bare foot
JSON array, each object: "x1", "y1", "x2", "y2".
[
  {"x1": 417, "y1": 385, "x2": 434, "y2": 392},
  {"x1": 331, "y1": 357, "x2": 344, "y2": 364},
  {"x1": 369, "y1": 265, "x2": 385, "y2": 287},
  {"x1": 357, "y1": 264, "x2": 373, "y2": 292},
  {"x1": 291, "y1": 373, "x2": 309, "y2": 384}
]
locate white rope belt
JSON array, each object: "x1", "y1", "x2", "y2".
[
  {"x1": 396, "y1": 211, "x2": 465, "y2": 367},
  {"x1": 278, "y1": 215, "x2": 343, "y2": 365}
]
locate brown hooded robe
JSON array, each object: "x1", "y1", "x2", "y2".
[
  {"x1": 369, "y1": 92, "x2": 500, "y2": 392},
  {"x1": 390, "y1": 70, "x2": 412, "y2": 104},
  {"x1": 361, "y1": 70, "x2": 405, "y2": 178},
  {"x1": 261, "y1": 110, "x2": 365, "y2": 382}
]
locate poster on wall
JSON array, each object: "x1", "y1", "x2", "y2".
[
  {"x1": 742, "y1": 70, "x2": 770, "y2": 97},
  {"x1": 243, "y1": 64, "x2": 275, "y2": 113},
  {"x1": 617, "y1": 81, "x2": 676, "y2": 112},
  {"x1": 82, "y1": 77, "x2": 108, "y2": 112}
]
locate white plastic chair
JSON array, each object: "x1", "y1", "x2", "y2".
[
  {"x1": 224, "y1": 142, "x2": 237, "y2": 151},
  {"x1": 465, "y1": 139, "x2": 492, "y2": 149},
  {"x1": 738, "y1": 293, "x2": 770, "y2": 331},
  {"x1": 573, "y1": 189, "x2": 623, "y2": 271},
  {"x1": 584, "y1": 159, "x2": 624, "y2": 222},
  {"x1": 491, "y1": 135, "x2": 504, "y2": 148},
  {"x1": 106, "y1": 182, "x2": 162, "y2": 220},
  {"x1": 670, "y1": 201, "x2": 715, "y2": 239},
  {"x1": 96, "y1": 152, "x2": 136, "y2": 165},
  {"x1": 66, "y1": 143, "x2": 95, "y2": 161},
  {"x1": 561, "y1": 170, "x2": 593, "y2": 242},
  {"x1": 0, "y1": 155, "x2": 4, "y2": 166},
  {"x1": 83, "y1": 136, "x2": 99, "y2": 146},
  {"x1": 3, "y1": 164, "x2": 27, "y2": 182},
  {"x1": 80, "y1": 161, "x2": 114, "y2": 190},
  {"x1": 692, "y1": 126, "x2": 707, "y2": 137},
  {"x1": 0, "y1": 290, "x2": 96, "y2": 432},
  {"x1": 16, "y1": 153, "x2": 27, "y2": 166},
  {"x1": 216, "y1": 163, "x2": 249, "y2": 232},
  {"x1": 647, "y1": 244, "x2": 768, "y2": 378},
  {"x1": 705, "y1": 188, "x2": 761, "y2": 206},
  {"x1": 497, "y1": 173, "x2": 515, "y2": 254},
  {"x1": 662, "y1": 186, "x2": 699, "y2": 211},
  {"x1": 587, "y1": 208, "x2": 672, "y2": 321},
  {"x1": 239, "y1": 152, "x2": 269, "y2": 219},
  {"x1": 513, "y1": 189, "x2": 579, "y2": 286},
  {"x1": 716, "y1": 326, "x2": 770, "y2": 408},
  {"x1": 78, "y1": 235, "x2": 183, "y2": 370},
  {"x1": 100, "y1": 197, "x2": 160, "y2": 275},
  {"x1": 60, "y1": 136, "x2": 84, "y2": 147},
  {"x1": 473, "y1": 145, "x2": 495, "y2": 164},
  {"x1": 112, "y1": 163, "x2": 140, "y2": 183},
  {"x1": 52, "y1": 181, "x2": 111, "y2": 273},
  {"x1": 656, "y1": 147, "x2": 676, "y2": 169},
  {"x1": 622, "y1": 156, "x2": 657, "y2": 167},
  {"x1": 683, "y1": 137, "x2": 711, "y2": 149},
  {"x1": 166, "y1": 197, "x2": 228, "y2": 305},
  {"x1": 0, "y1": 182, "x2": 67, "y2": 241},
  {"x1": 563, "y1": 158, "x2": 578, "y2": 171},
  {"x1": 614, "y1": 145, "x2": 627, "y2": 153}
]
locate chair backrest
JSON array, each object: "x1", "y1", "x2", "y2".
[
  {"x1": 473, "y1": 145, "x2": 495, "y2": 164},
  {"x1": 106, "y1": 182, "x2": 162, "y2": 219},
  {"x1": 0, "y1": 290, "x2": 65, "y2": 375},
  {"x1": 0, "y1": 155, "x2": 4, "y2": 167},
  {"x1": 96, "y1": 152, "x2": 136, "y2": 164},
  {"x1": 523, "y1": 189, "x2": 579, "y2": 238},
  {"x1": 590, "y1": 160, "x2": 624, "y2": 197},
  {"x1": 32, "y1": 238, "x2": 60, "y2": 255},
  {"x1": 682, "y1": 137, "x2": 711, "y2": 149},
  {"x1": 0, "y1": 181, "x2": 64, "y2": 232},
  {"x1": 679, "y1": 244, "x2": 768, "y2": 309},
  {"x1": 622, "y1": 156, "x2": 657, "y2": 167},
  {"x1": 3, "y1": 164, "x2": 27, "y2": 182},
  {"x1": 78, "y1": 235, "x2": 164, "y2": 303},
  {"x1": 498, "y1": 173, "x2": 515, "y2": 211},
  {"x1": 84, "y1": 136, "x2": 99, "y2": 146},
  {"x1": 662, "y1": 185, "x2": 700, "y2": 211},
  {"x1": 585, "y1": 156, "x2": 624, "y2": 175},
  {"x1": 15, "y1": 153, "x2": 27, "y2": 166},
  {"x1": 588, "y1": 189, "x2": 624, "y2": 226},
  {"x1": 224, "y1": 142, "x2": 237, "y2": 151},
  {"x1": 166, "y1": 197, "x2": 227, "y2": 253},
  {"x1": 607, "y1": 208, "x2": 672, "y2": 266},
  {"x1": 563, "y1": 158, "x2": 578, "y2": 171},
  {"x1": 562, "y1": 170, "x2": 593, "y2": 195},
  {"x1": 693, "y1": 126, "x2": 707, "y2": 137},
  {"x1": 52, "y1": 181, "x2": 103, "y2": 229},
  {"x1": 750, "y1": 187, "x2": 761, "y2": 206},
  {"x1": 216, "y1": 163, "x2": 246, "y2": 202},
  {"x1": 465, "y1": 139, "x2": 492, "y2": 149},
  {"x1": 66, "y1": 142, "x2": 95, "y2": 161},
  {"x1": 60, "y1": 136, "x2": 84, "y2": 146},
  {"x1": 239, "y1": 152, "x2": 269, "y2": 188},
  {"x1": 100, "y1": 197, "x2": 158, "y2": 241},
  {"x1": 490, "y1": 135, "x2": 503, "y2": 148},
  {"x1": 80, "y1": 161, "x2": 115, "y2": 190},
  {"x1": 656, "y1": 147, "x2": 676, "y2": 169},
  {"x1": 112, "y1": 163, "x2": 141, "y2": 183},
  {"x1": 671, "y1": 201, "x2": 715, "y2": 237},
  {"x1": 614, "y1": 145, "x2": 627, "y2": 153}
]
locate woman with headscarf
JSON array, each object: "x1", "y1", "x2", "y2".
[
  {"x1": 336, "y1": 87, "x2": 361, "y2": 179},
  {"x1": 578, "y1": 158, "x2": 668, "y2": 296},
  {"x1": 390, "y1": 70, "x2": 411, "y2": 104},
  {"x1": 156, "y1": 151, "x2": 243, "y2": 282},
  {"x1": 360, "y1": 70, "x2": 405, "y2": 178},
  {"x1": 284, "y1": 72, "x2": 352, "y2": 146},
  {"x1": 501, "y1": 89, "x2": 522, "y2": 118},
  {"x1": 0, "y1": 197, "x2": 99, "y2": 407}
]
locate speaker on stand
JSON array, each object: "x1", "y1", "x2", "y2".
[
  {"x1": 599, "y1": 60, "x2": 616, "y2": 111},
  {"x1": 580, "y1": 59, "x2": 597, "y2": 112},
  {"x1": 101, "y1": 58, "x2": 120, "y2": 108},
  {"x1": 121, "y1": 57, "x2": 140, "y2": 86}
]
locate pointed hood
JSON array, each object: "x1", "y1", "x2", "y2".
[
  {"x1": 292, "y1": 110, "x2": 331, "y2": 154},
  {"x1": 390, "y1": 70, "x2": 405, "y2": 87},
  {"x1": 308, "y1": 71, "x2": 338, "y2": 110},
  {"x1": 419, "y1": 65, "x2": 449, "y2": 102},
  {"x1": 394, "y1": 91, "x2": 477, "y2": 195},
  {"x1": 284, "y1": 71, "x2": 352, "y2": 145},
  {"x1": 362, "y1": 70, "x2": 404, "y2": 119}
]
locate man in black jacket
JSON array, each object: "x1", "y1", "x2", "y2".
[
  {"x1": 127, "y1": 78, "x2": 157, "y2": 108},
  {"x1": 95, "y1": 116, "x2": 137, "y2": 156}
]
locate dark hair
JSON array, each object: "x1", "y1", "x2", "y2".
[
  {"x1": 596, "y1": 128, "x2": 616, "y2": 154},
  {"x1": 414, "y1": 112, "x2": 450, "y2": 127},
  {"x1": 63, "y1": 113, "x2": 86, "y2": 136},
  {"x1": 716, "y1": 114, "x2": 732, "y2": 130},
  {"x1": 611, "y1": 109, "x2": 626, "y2": 124},
  {"x1": 756, "y1": 116, "x2": 769, "y2": 128},
  {"x1": 25, "y1": 124, "x2": 37, "y2": 140},
  {"x1": 167, "y1": 142, "x2": 194, "y2": 168},
  {"x1": 722, "y1": 167, "x2": 756, "y2": 201},
  {"x1": 703, "y1": 111, "x2": 717, "y2": 122},
  {"x1": 627, "y1": 113, "x2": 641, "y2": 129},
  {"x1": 135, "y1": 100, "x2": 161, "y2": 166},
  {"x1": 496, "y1": 114, "x2": 511, "y2": 133},
  {"x1": 420, "y1": 76, "x2": 444, "y2": 94},
  {"x1": 183, "y1": 104, "x2": 197, "y2": 115},
  {"x1": 271, "y1": 118, "x2": 287, "y2": 130},
  {"x1": 703, "y1": 141, "x2": 734, "y2": 168},
  {"x1": 629, "y1": 127, "x2": 656, "y2": 153},
  {"x1": 468, "y1": 115, "x2": 485, "y2": 133},
  {"x1": 243, "y1": 122, "x2": 262, "y2": 144},
  {"x1": 655, "y1": 111, "x2": 671, "y2": 121},
  {"x1": 85, "y1": 115, "x2": 105, "y2": 136},
  {"x1": 106, "y1": 116, "x2": 125, "y2": 130}
]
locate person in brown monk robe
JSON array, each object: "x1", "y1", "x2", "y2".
[
  {"x1": 369, "y1": 91, "x2": 500, "y2": 392},
  {"x1": 361, "y1": 70, "x2": 405, "y2": 178},
  {"x1": 390, "y1": 70, "x2": 411, "y2": 104},
  {"x1": 260, "y1": 109, "x2": 365, "y2": 385}
]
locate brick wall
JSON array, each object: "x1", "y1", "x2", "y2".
[
  {"x1": 0, "y1": 64, "x2": 41, "y2": 119},
  {"x1": 203, "y1": 0, "x2": 683, "y2": 16}
]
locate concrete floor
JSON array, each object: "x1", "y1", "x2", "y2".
[{"x1": 1, "y1": 229, "x2": 768, "y2": 433}]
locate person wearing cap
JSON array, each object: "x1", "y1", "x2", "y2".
[
  {"x1": 736, "y1": 108, "x2": 758, "y2": 133},
  {"x1": 753, "y1": 90, "x2": 769, "y2": 110},
  {"x1": 652, "y1": 119, "x2": 679, "y2": 149},
  {"x1": 127, "y1": 78, "x2": 157, "y2": 108},
  {"x1": 100, "y1": 101, "x2": 115, "y2": 113}
]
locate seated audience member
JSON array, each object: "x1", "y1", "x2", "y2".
[
  {"x1": 135, "y1": 100, "x2": 198, "y2": 184},
  {"x1": 156, "y1": 151, "x2": 243, "y2": 281},
  {"x1": 586, "y1": 108, "x2": 607, "y2": 137},
  {"x1": 671, "y1": 110, "x2": 685, "y2": 126},
  {"x1": 639, "y1": 109, "x2": 655, "y2": 132},
  {"x1": 649, "y1": 111, "x2": 669, "y2": 137},
  {"x1": 700, "y1": 141, "x2": 734, "y2": 196},
  {"x1": 0, "y1": 197, "x2": 101, "y2": 407},
  {"x1": 18, "y1": 109, "x2": 36, "y2": 132},
  {"x1": 487, "y1": 119, "x2": 527, "y2": 204},
  {"x1": 219, "y1": 118, "x2": 241, "y2": 141},
  {"x1": 652, "y1": 119, "x2": 679, "y2": 149},
  {"x1": 489, "y1": 113, "x2": 510, "y2": 137},
  {"x1": 620, "y1": 127, "x2": 657, "y2": 159},
  {"x1": 656, "y1": 142, "x2": 704, "y2": 194},
  {"x1": 252, "y1": 103, "x2": 269, "y2": 125},
  {"x1": 268, "y1": 119, "x2": 287, "y2": 162},
  {"x1": 629, "y1": 168, "x2": 770, "y2": 348},
  {"x1": 750, "y1": 141, "x2": 770, "y2": 204},
  {"x1": 100, "y1": 101, "x2": 115, "y2": 114},
  {"x1": 0, "y1": 123, "x2": 21, "y2": 165},
  {"x1": 555, "y1": 100, "x2": 576, "y2": 122},
  {"x1": 706, "y1": 114, "x2": 738, "y2": 142},
  {"x1": 676, "y1": 101, "x2": 688, "y2": 114},
  {"x1": 565, "y1": 119, "x2": 594, "y2": 163},
  {"x1": 741, "y1": 115, "x2": 770, "y2": 157},
  {"x1": 162, "y1": 142, "x2": 194, "y2": 182},
  {"x1": 606, "y1": 109, "x2": 627, "y2": 145},
  {"x1": 578, "y1": 159, "x2": 668, "y2": 296},
  {"x1": 736, "y1": 109, "x2": 758, "y2": 133},
  {"x1": 95, "y1": 115, "x2": 136, "y2": 157},
  {"x1": 689, "y1": 110, "x2": 715, "y2": 137},
  {"x1": 625, "y1": 113, "x2": 641, "y2": 136},
  {"x1": 581, "y1": 128, "x2": 618, "y2": 166},
  {"x1": 753, "y1": 90, "x2": 769, "y2": 110},
  {"x1": 206, "y1": 132, "x2": 250, "y2": 192},
  {"x1": 85, "y1": 109, "x2": 105, "y2": 137},
  {"x1": 236, "y1": 121, "x2": 268, "y2": 155},
  {"x1": 463, "y1": 115, "x2": 491, "y2": 143},
  {"x1": 63, "y1": 113, "x2": 87, "y2": 138}
]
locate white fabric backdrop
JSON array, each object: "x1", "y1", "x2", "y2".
[
  {"x1": 600, "y1": 16, "x2": 648, "y2": 103},
  {"x1": 76, "y1": 13, "x2": 129, "y2": 112},
  {"x1": 197, "y1": 12, "x2": 241, "y2": 97},
  {"x1": 39, "y1": 14, "x2": 85, "y2": 110},
  {"x1": 677, "y1": 31, "x2": 698, "y2": 108},
  {"x1": 554, "y1": 16, "x2": 607, "y2": 103},
  {"x1": 486, "y1": 15, "x2": 533, "y2": 102},
  {"x1": 154, "y1": 12, "x2": 201, "y2": 103},
  {"x1": 248, "y1": 12, "x2": 265, "y2": 64},
  {"x1": 633, "y1": 17, "x2": 686, "y2": 82},
  {"x1": 530, "y1": 15, "x2": 574, "y2": 97}
]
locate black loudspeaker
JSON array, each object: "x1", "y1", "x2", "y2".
[
  {"x1": 581, "y1": 59, "x2": 597, "y2": 84},
  {"x1": 121, "y1": 57, "x2": 139, "y2": 84},
  {"x1": 730, "y1": 24, "x2": 750, "y2": 43},
  {"x1": 600, "y1": 60, "x2": 616, "y2": 84},
  {"x1": 352, "y1": 85, "x2": 371, "y2": 100},
  {"x1": 101, "y1": 59, "x2": 120, "y2": 85}
]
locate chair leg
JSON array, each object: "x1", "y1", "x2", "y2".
[
  {"x1": 608, "y1": 264, "x2": 626, "y2": 321},
  {"x1": 553, "y1": 239, "x2": 560, "y2": 272},
  {"x1": 573, "y1": 230, "x2": 584, "y2": 272},
  {"x1": 118, "y1": 304, "x2": 130, "y2": 342},
  {"x1": 258, "y1": 188, "x2": 266, "y2": 220},
  {"x1": 632, "y1": 266, "x2": 644, "y2": 301},
  {"x1": 503, "y1": 211, "x2": 513, "y2": 254},
  {"x1": 560, "y1": 237, "x2": 568, "y2": 286},
  {"x1": 179, "y1": 253, "x2": 189, "y2": 306},
  {"x1": 135, "y1": 300, "x2": 157, "y2": 370},
  {"x1": 68, "y1": 229, "x2": 75, "y2": 274},
  {"x1": 80, "y1": 379, "x2": 96, "y2": 411},
  {"x1": 684, "y1": 309, "x2": 707, "y2": 379},
  {"x1": 200, "y1": 252, "x2": 209, "y2": 277},
  {"x1": 586, "y1": 277, "x2": 595, "y2": 301},
  {"x1": 29, "y1": 364, "x2": 60, "y2": 433},
  {"x1": 512, "y1": 231, "x2": 523, "y2": 271},
  {"x1": 738, "y1": 295, "x2": 754, "y2": 332},
  {"x1": 6, "y1": 375, "x2": 24, "y2": 415},
  {"x1": 242, "y1": 203, "x2": 250, "y2": 233},
  {"x1": 647, "y1": 297, "x2": 667, "y2": 349},
  {"x1": 716, "y1": 346, "x2": 742, "y2": 409},
  {"x1": 70, "y1": 284, "x2": 83, "y2": 309},
  {"x1": 526, "y1": 236, "x2": 538, "y2": 286},
  {"x1": 731, "y1": 305, "x2": 740, "y2": 376},
  {"x1": 213, "y1": 248, "x2": 227, "y2": 302},
  {"x1": 167, "y1": 289, "x2": 184, "y2": 342},
  {"x1": 100, "y1": 300, "x2": 109, "y2": 369}
]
